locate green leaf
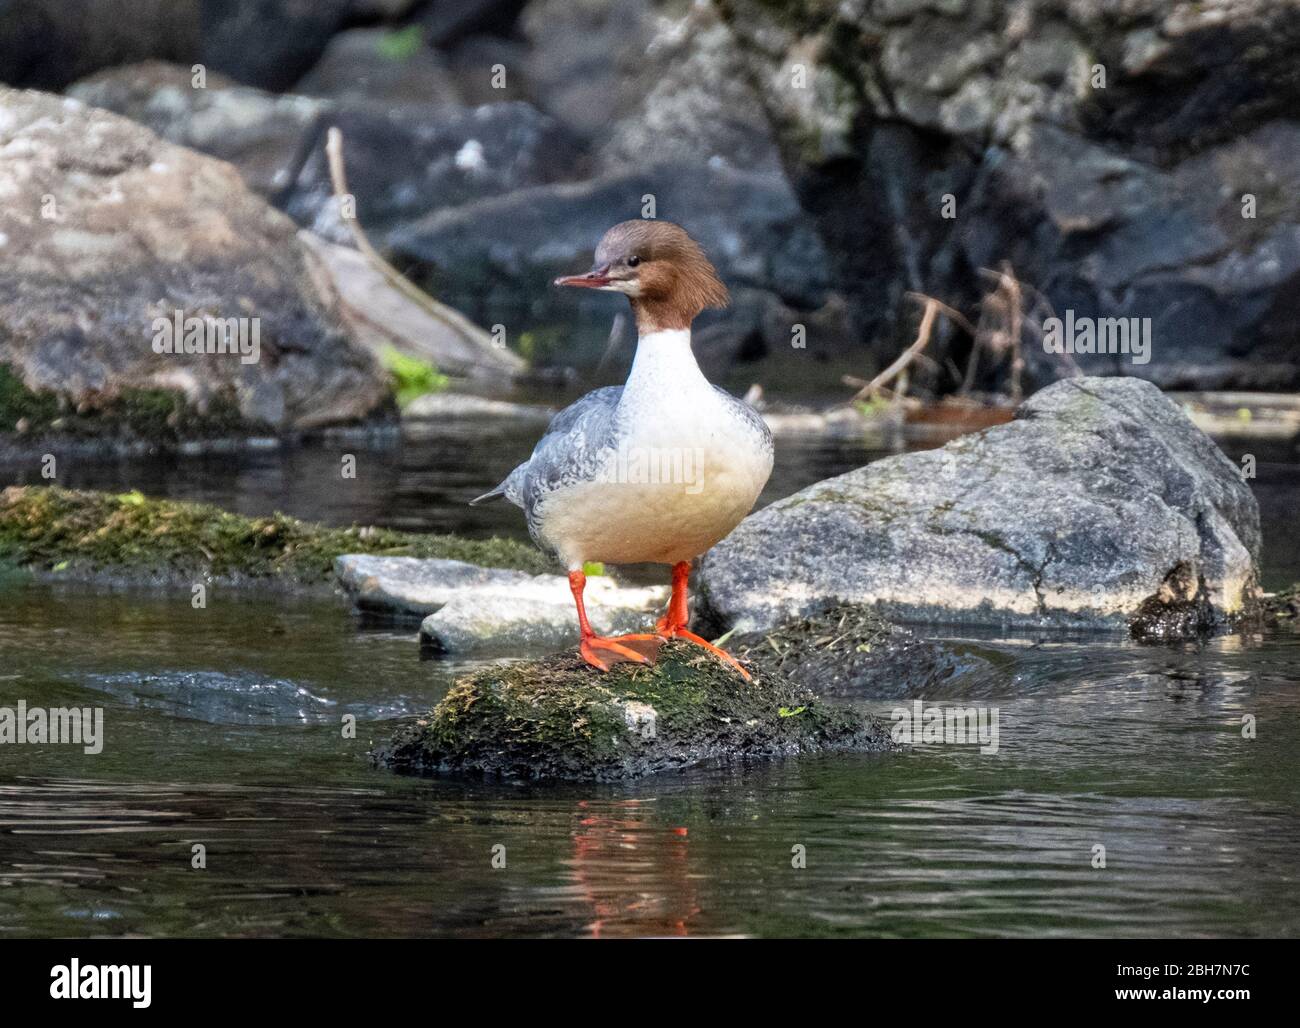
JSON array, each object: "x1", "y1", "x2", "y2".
[
  {"x1": 778, "y1": 705, "x2": 807, "y2": 718},
  {"x1": 381, "y1": 347, "x2": 449, "y2": 407},
  {"x1": 582, "y1": 561, "x2": 605, "y2": 577},
  {"x1": 377, "y1": 26, "x2": 423, "y2": 62},
  {"x1": 117, "y1": 490, "x2": 146, "y2": 506}
]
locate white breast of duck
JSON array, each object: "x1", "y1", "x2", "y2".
[{"x1": 536, "y1": 328, "x2": 773, "y2": 568}]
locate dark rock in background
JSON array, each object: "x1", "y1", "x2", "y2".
[
  {"x1": 283, "y1": 101, "x2": 587, "y2": 244},
  {"x1": 716, "y1": 0, "x2": 1300, "y2": 390},
  {"x1": 290, "y1": 26, "x2": 466, "y2": 109},
  {"x1": 0, "y1": 0, "x2": 369, "y2": 92},
  {"x1": 199, "y1": 0, "x2": 356, "y2": 92},
  {"x1": 0, "y1": 0, "x2": 201, "y2": 91},
  {"x1": 390, "y1": 162, "x2": 831, "y2": 363},
  {"x1": 68, "y1": 61, "x2": 328, "y2": 198}
]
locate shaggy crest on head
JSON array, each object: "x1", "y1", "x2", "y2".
[{"x1": 555, "y1": 219, "x2": 729, "y2": 333}]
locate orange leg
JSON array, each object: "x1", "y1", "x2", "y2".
[
  {"x1": 569, "y1": 569, "x2": 663, "y2": 672},
  {"x1": 655, "y1": 561, "x2": 751, "y2": 681}
]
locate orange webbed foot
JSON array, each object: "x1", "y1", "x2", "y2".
[
  {"x1": 579, "y1": 633, "x2": 664, "y2": 672},
  {"x1": 659, "y1": 627, "x2": 751, "y2": 681}
]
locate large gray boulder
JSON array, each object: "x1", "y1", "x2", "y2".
[
  {"x1": 700, "y1": 378, "x2": 1261, "y2": 635},
  {"x1": 0, "y1": 88, "x2": 389, "y2": 435}
]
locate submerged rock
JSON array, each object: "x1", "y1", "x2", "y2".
[
  {"x1": 0, "y1": 88, "x2": 388, "y2": 438},
  {"x1": 374, "y1": 641, "x2": 892, "y2": 781},
  {"x1": 700, "y1": 378, "x2": 1261, "y2": 636}
]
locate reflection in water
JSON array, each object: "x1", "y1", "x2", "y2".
[{"x1": 567, "y1": 800, "x2": 701, "y2": 938}]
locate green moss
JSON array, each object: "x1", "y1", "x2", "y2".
[
  {"x1": 0, "y1": 485, "x2": 550, "y2": 584},
  {"x1": 378, "y1": 640, "x2": 888, "y2": 780},
  {"x1": 377, "y1": 25, "x2": 423, "y2": 61},
  {"x1": 0, "y1": 365, "x2": 60, "y2": 430},
  {"x1": 0, "y1": 364, "x2": 259, "y2": 440}
]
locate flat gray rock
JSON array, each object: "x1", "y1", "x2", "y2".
[
  {"x1": 700, "y1": 378, "x2": 1261, "y2": 635},
  {"x1": 335, "y1": 554, "x2": 667, "y2": 653},
  {"x1": 420, "y1": 591, "x2": 662, "y2": 654}
]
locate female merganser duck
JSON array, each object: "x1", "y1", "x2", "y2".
[{"x1": 473, "y1": 220, "x2": 773, "y2": 678}]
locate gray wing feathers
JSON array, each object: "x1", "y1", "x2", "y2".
[
  {"x1": 713, "y1": 385, "x2": 774, "y2": 459},
  {"x1": 468, "y1": 386, "x2": 624, "y2": 524}
]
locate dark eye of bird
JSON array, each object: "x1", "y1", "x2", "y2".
[{"x1": 627, "y1": 255, "x2": 640, "y2": 267}]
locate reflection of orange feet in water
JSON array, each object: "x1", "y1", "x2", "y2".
[
  {"x1": 655, "y1": 561, "x2": 751, "y2": 681},
  {"x1": 570, "y1": 800, "x2": 701, "y2": 938}
]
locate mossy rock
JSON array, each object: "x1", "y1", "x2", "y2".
[
  {"x1": 0, "y1": 485, "x2": 550, "y2": 586},
  {"x1": 733, "y1": 602, "x2": 982, "y2": 698},
  {"x1": 375, "y1": 641, "x2": 892, "y2": 781},
  {"x1": 0, "y1": 365, "x2": 259, "y2": 442}
]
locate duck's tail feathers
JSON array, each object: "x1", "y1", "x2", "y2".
[{"x1": 469, "y1": 484, "x2": 507, "y2": 506}]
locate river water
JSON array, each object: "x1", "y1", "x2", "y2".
[{"x1": 1, "y1": 425, "x2": 1297, "y2": 937}]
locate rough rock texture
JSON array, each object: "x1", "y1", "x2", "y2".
[
  {"x1": 374, "y1": 640, "x2": 892, "y2": 781},
  {"x1": 69, "y1": 62, "x2": 585, "y2": 247},
  {"x1": 519, "y1": 0, "x2": 658, "y2": 142},
  {"x1": 335, "y1": 553, "x2": 667, "y2": 652},
  {"x1": 733, "y1": 603, "x2": 989, "y2": 700},
  {"x1": 700, "y1": 377, "x2": 1262, "y2": 635},
  {"x1": 0, "y1": 88, "x2": 388, "y2": 435},
  {"x1": 68, "y1": 61, "x2": 329, "y2": 198},
  {"x1": 594, "y1": 1, "x2": 784, "y2": 174},
  {"x1": 716, "y1": 0, "x2": 1300, "y2": 390}
]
